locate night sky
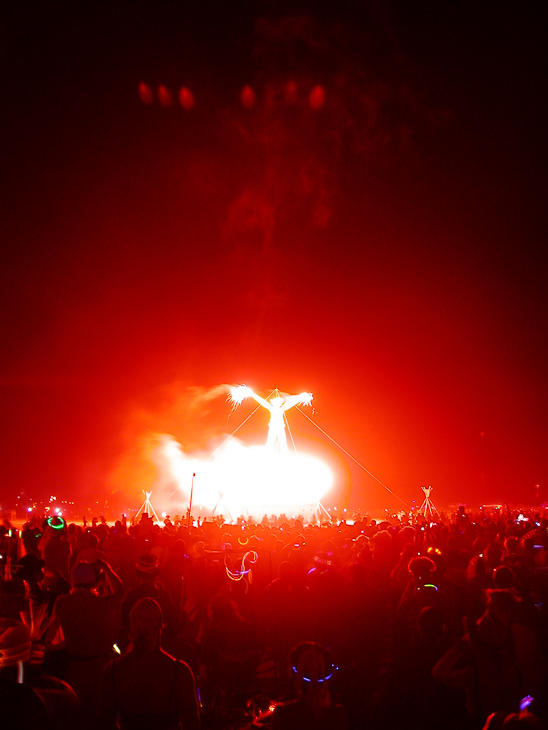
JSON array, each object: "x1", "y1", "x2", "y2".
[{"x1": 1, "y1": 1, "x2": 546, "y2": 514}]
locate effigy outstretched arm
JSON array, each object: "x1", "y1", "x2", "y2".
[
  {"x1": 281, "y1": 392, "x2": 313, "y2": 412},
  {"x1": 249, "y1": 391, "x2": 272, "y2": 411}
]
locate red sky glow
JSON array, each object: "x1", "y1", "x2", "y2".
[{"x1": 1, "y1": 2, "x2": 546, "y2": 516}]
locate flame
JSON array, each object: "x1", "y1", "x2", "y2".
[
  {"x1": 160, "y1": 436, "x2": 333, "y2": 520},
  {"x1": 228, "y1": 384, "x2": 253, "y2": 408}
]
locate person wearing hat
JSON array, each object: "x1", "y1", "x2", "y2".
[
  {"x1": 120, "y1": 554, "x2": 177, "y2": 653},
  {"x1": 15, "y1": 553, "x2": 46, "y2": 604},
  {"x1": 39, "y1": 515, "x2": 71, "y2": 583}
]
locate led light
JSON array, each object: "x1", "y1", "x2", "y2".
[
  {"x1": 291, "y1": 664, "x2": 337, "y2": 683},
  {"x1": 47, "y1": 517, "x2": 65, "y2": 530}
]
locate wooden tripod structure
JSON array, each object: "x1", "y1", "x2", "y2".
[
  {"x1": 419, "y1": 485, "x2": 439, "y2": 521},
  {"x1": 134, "y1": 490, "x2": 160, "y2": 524}
]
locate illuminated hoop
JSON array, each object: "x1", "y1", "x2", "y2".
[{"x1": 47, "y1": 517, "x2": 66, "y2": 530}]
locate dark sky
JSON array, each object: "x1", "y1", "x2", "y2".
[{"x1": 1, "y1": 1, "x2": 546, "y2": 514}]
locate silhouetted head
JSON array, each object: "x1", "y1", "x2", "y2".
[
  {"x1": 129, "y1": 598, "x2": 163, "y2": 652},
  {"x1": 408, "y1": 556, "x2": 436, "y2": 584},
  {"x1": 418, "y1": 606, "x2": 445, "y2": 641},
  {"x1": 71, "y1": 561, "x2": 97, "y2": 589},
  {"x1": 493, "y1": 565, "x2": 515, "y2": 589},
  {"x1": 136, "y1": 554, "x2": 159, "y2": 581},
  {"x1": 290, "y1": 641, "x2": 337, "y2": 692}
]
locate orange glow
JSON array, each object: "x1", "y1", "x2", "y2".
[
  {"x1": 160, "y1": 436, "x2": 333, "y2": 521},
  {"x1": 4, "y1": 8, "x2": 542, "y2": 516}
]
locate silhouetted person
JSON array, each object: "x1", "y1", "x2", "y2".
[
  {"x1": 121, "y1": 554, "x2": 177, "y2": 652},
  {"x1": 48, "y1": 557, "x2": 124, "y2": 727},
  {"x1": 272, "y1": 641, "x2": 347, "y2": 730},
  {"x1": 100, "y1": 597, "x2": 200, "y2": 730}
]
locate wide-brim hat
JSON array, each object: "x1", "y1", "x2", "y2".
[
  {"x1": 17, "y1": 553, "x2": 45, "y2": 579},
  {"x1": 136, "y1": 554, "x2": 159, "y2": 577}
]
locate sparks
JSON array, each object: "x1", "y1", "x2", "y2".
[
  {"x1": 230, "y1": 386, "x2": 313, "y2": 453},
  {"x1": 160, "y1": 435, "x2": 333, "y2": 521},
  {"x1": 229, "y1": 384, "x2": 253, "y2": 408},
  {"x1": 155, "y1": 385, "x2": 330, "y2": 521}
]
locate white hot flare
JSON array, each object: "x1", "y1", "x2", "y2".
[{"x1": 159, "y1": 387, "x2": 331, "y2": 519}]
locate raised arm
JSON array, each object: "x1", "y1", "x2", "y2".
[
  {"x1": 281, "y1": 392, "x2": 313, "y2": 412},
  {"x1": 95, "y1": 557, "x2": 124, "y2": 599},
  {"x1": 249, "y1": 391, "x2": 272, "y2": 410},
  {"x1": 230, "y1": 385, "x2": 270, "y2": 411}
]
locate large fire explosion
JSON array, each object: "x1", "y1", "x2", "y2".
[{"x1": 151, "y1": 386, "x2": 333, "y2": 521}]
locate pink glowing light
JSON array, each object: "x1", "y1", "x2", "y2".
[
  {"x1": 157, "y1": 85, "x2": 173, "y2": 107},
  {"x1": 138, "y1": 82, "x2": 154, "y2": 104},
  {"x1": 240, "y1": 85, "x2": 256, "y2": 109},
  {"x1": 309, "y1": 85, "x2": 325, "y2": 110},
  {"x1": 179, "y1": 87, "x2": 194, "y2": 110}
]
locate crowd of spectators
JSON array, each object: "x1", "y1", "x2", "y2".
[{"x1": 0, "y1": 505, "x2": 547, "y2": 729}]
